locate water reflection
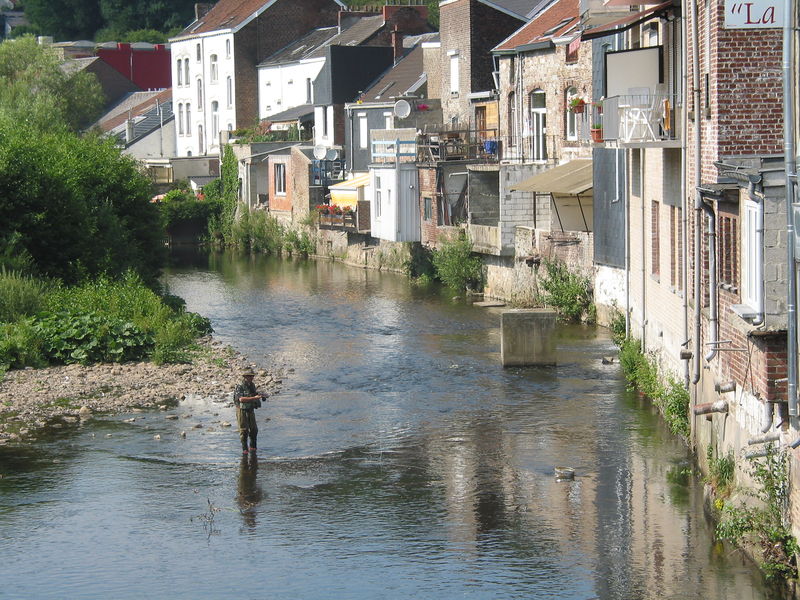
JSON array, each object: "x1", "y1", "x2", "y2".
[{"x1": 0, "y1": 249, "x2": 783, "y2": 599}]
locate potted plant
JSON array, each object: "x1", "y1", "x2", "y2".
[
  {"x1": 317, "y1": 204, "x2": 329, "y2": 215},
  {"x1": 568, "y1": 97, "x2": 586, "y2": 114},
  {"x1": 590, "y1": 122, "x2": 603, "y2": 143}
]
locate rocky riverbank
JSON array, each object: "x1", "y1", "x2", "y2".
[{"x1": 0, "y1": 337, "x2": 283, "y2": 444}]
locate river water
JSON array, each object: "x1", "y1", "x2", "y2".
[{"x1": 0, "y1": 250, "x2": 782, "y2": 599}]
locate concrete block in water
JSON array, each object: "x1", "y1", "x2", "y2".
[{"x1": 500, "y1": 309, "x2": 557, "y2": 367}]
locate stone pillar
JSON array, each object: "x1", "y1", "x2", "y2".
[{"x1": 500, "y1": 308, "x2": 557, "y2": 367}]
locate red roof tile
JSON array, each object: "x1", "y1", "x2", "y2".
[{"x1": 493, "y1": 0, "x2": 579, "y2": 52}]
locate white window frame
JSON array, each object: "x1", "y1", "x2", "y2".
[
  {"x1": 227, "y1": 76, "x2": 233, "y2": 108},
  {"x1": 183, "y1": 59, "x2": 189, "y2": 87},
  {"x1": 359, "y1": 114, "x2": 368, "y2": 149},
  {"x1": 177, "y1": 60, "x2": 183, "y2": 86},
  {"x1": 178, "y1": 103, "x2": 184, "y2": 134},
  {"x1": 383, "y1": 111, "x2": 393, "y2": 130},
  {"x1": 226, "y1": 39, "x2": 231, "y2": 59},
  {"x1": 198, "y1": 124, "x2": 204, "y2": 154},
  {"x1": 375, "y1": 176, "x2": 382, "y2": 217},
  {"x1": 197, "y1": 78, "x2": 203, "y2": 109},
  {"x1": 530, "y1": 89, "x2": 547, "y2": 162},
  {"x1": 275, "y1": 163, "x2": 286, "y2": 195},
  {"x1": 185, "y1": 103, "x2": 191, "y2": 132},
  {"x1": 210, "y1": 55, "x2": 218, "y2": 83},
  {"x1": 449, "y1": 51, "x2": 459, "y2": 95},
  {"x1": 742, "y1": 198, "x2": 761, "y2": 309},
  {"x1": 211, "y1": 101, "x2": 219, "y2": 139},
  {"x1": 565, "y1": 86, "x2": 578, "y2": 141}
]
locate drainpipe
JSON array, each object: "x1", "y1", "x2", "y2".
[
  {"x1": 641, "y1": 165, "x2": 647, "y2": 347},
  {"x1": 691, "y1": 0, "x2": 703, "y2": 384},
  {"x1": 702, "y1": 198, "x2": 718, "y2": 361},
  {"x1": 782, "y1": 0, "x2": 798, "y2": 416},
  {"x1": 625, "y1": 151, "x2": 631, "y2": 338},
  {"x1": 681, "y1": 10, "x2": 690, "y2": 386},
  {"x1": 750, "y1": 183, "x2": 765, "y2": 327}
]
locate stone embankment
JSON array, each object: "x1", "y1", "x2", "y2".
[{"x1": 0, "y1": 337, "x2": 282, "y2": 444}]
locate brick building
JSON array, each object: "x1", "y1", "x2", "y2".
[{"x1": 169, "y1": 0, "x2": 345, "y2": 159}]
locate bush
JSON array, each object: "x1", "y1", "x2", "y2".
[
  {"x1": 539, "y1": 259, "x2": 594, "y2": 322},
  {"x1": 432, "y1": 235, "x2": 483, "y2": 292},
  {"x1": 0, "y1": 319, "x2": 47, "y2": 371},
  {"x1": 0, "y1": 267, "x2": 52, "y2": 323}
]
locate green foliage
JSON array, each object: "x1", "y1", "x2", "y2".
[
  {"x1": 0, "y1": 119, "x2": 165, "y2": 285},
  {"x1": 95, "y1": 28, "x2": 169, "y2": 44},
  {"x1": 283, "y1": 229, "x2": 315, "y2": 256},
  {"x1": 0, "y1": 272, "x2": 212, "y2": 370},
  {"x1": 706, "y1": 446, "x2": 735, "y2": 499},
  {"x1": 717, "y1": 446, "x2": 799, "y2": 580},
  {"x1": 0, "y1": 36, "x2": 104, "y2": 131},
  {"x1": 404, "y1": 243, "x2": 435, "y2": 279},
  {"x1": 431, "y1": 235, "x2": 483, "y2": 292},
  {"x1": 610, "y1": 306, "x2": 627, "y2": 346},
  {"x1": 206, "y1": 145, "x2": 240, "y2": 244},
  {"x1": 539, "y1": 259, "x2": 594, "y2": 322},
  {"x1": 23, "y1": 0, "x2": 196, "y2": 41},
  {"x1": 160, "y1": 194, "x2": 223, "y2": 234},
  {"x1": 618, "y1": 336, "x2": 690, "y2": 439},
  {"x1": 231, "y1": 209, "x2": 285, "y2": 254},
  {"x1": 0, "y1": 267, "x2": 52, "y2": 323}
]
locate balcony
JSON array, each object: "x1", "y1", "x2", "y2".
[
  {"x1": 577, "y1": 91, "x2": 681, "y2": 148},
  {"x1": 468, "y1": 223, "x2": 502, "y2": 256},
  {"x1": 317, "y1": 200, "x2": 370, "y2": 233},
  {"x1": 580, "y1": 0, "x2": 644, "y2": 27}
]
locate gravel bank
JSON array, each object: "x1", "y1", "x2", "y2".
[{"x1": 0, "y1": 337, "x2": 283, "y2": 444}]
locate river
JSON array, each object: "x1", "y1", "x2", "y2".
[{"x1": 0, "y1": 249, "x2": 782, "y2": 599}]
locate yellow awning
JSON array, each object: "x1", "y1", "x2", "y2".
[
  {"x1": 510, "y1": 159, "x2": 593, "y2": 195},
  {"x1": 329, "y1": 173, "x2": 371, "y2": 207}
]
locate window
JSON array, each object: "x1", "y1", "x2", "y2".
[
  {"x1": 211, "y1": 101, "x2": 219, "y2": 139},
  {"x1": 184, "y1": 59, "x2": 189, "y2": 87},
  {"x1": 651, "y1": 200, "x2": 660, "y2": 277},
  {"x1": 185, "y1": 103, "x2": 191, "y2": 132},
  {"x1": 275, "y1": 163, "x2": 286, "y2": 194},
  {"x1": 529, "y1": 90, "x2": 547, "y2": 161},
  {"x1": 742, "y1": 198, "x2": 760, "y2": 308},
  {"x1": 227, "y1": 123, "x2": 233, "y2": 131},
  {"x1": 359, "y1": 115, "x2": 368, "y2": 149},
  {"x1": 449, "y1": 52, "x2": 459, "y2": 94},
  {"x1": 375, "y1": 176, "x2": 381, "y2": 217},
  {"x1": 197, "y1": 78, "x2": 203, "y2": 109},
  {"x1": 227, "y1": 76, "x2": 232, "y2": 107},
  {"x1": 566, "y1": 37, "x2": 579, "y2": 63},
  {"x1": 508, "y1": 92, "x2": 517, "y2": 148},
  {"x1": 384, "y1": 112, "x2": 393, "y2": 130},
  {"x1": 210, "y1": 54, "x2": 218, "y2": 83},
  {"x1": 177, "y1": 60, "x2": 183, "y2": 86},
  {"x1": 565, "y1": 86, "x2": 578, "y2": 141},
  {"x1": 226, "y1": 39, "x2": 231, "y2": 58},
  {"x1": 178, "y1": 103, "x2": 184, "y2": 134},
  {"x1": 718, "y1": 205, "x2": 739, "y2": 292},
  {"x1": 424, "y1": 197, "x2": 432, "y2": 221},
  {"x1": 196, "y1": 43, "x2": 201, "y2": 61},
  {"x1": 322, "y1": 107, "x2": 329, "y2": 138},
  {"x1": 670, "y1": 205, "x2": 683, "y2": 291},
  {"x1": 198, "y1": 124, "x2": 204, "y2": 154},
  {"x1": 306, "y1": 78, "x2": 313, "y2": 104}
]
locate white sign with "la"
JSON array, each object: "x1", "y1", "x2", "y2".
[{"x1": 725, "y1": 0, "x2": 784, "y2": 28}]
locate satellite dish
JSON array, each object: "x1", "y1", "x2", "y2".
[
  {"x1": 393, "y1": 99, "x2": 411, "y2": 119},
  {"x1": 313, "y1": 145, "x2": 327, "y2": 160},
  {"x1": 325, "y1": 148, "x2": 339, "y2": 161}
]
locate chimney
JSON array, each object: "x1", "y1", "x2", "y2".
[
  {"x1": 195, "y1": 3, "x2": 214, "y2": 21},
  {"x1": 125, "y1": 118, "x2": 135, "y2": 144},
  {"x1": 392, "y1": 27, "x2": 404, "y2": 61}
]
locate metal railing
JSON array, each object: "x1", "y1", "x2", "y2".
[{"x1": 577, "y1": 92, "x2": 681, "y2": 145}]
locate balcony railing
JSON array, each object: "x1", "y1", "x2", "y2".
[
  {"x1": 416, "y1": 127, "x2": 502, "y2": 164},
  {"x1": 317, "y1": 200, "x2": 370, "y2": 232},
  {"x1": 577, "y1": 91, "x2": 681, "y2": 146}
]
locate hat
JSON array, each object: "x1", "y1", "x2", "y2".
[{"x1": 242, "y1": 367, "x2": 256, "y2": 377}]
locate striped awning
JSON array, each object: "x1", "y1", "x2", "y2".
[{"x1": 329, "y1": 173, "x2": 370, "y2": 207}]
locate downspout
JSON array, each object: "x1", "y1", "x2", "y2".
[
  {"x1": 782, "y1": 0, "x2": 798, "y2": 416},
  {"x1": 681, "y1": 11, "x2": 690, "y2": 385},
  {"x1": 750, "y1": 182, "x2": 765, "y2": 327},
  {"x1": 702, "y1": 198, "x2": 718, "y2": 361},
  {"x1": 691, "y1": 0, "x2": 703, "y2": 384},
  {"x1": 641, "y1": 166, "x2": 647, "y2": 346}
]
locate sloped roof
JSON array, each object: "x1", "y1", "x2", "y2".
[
  {"x1": 478, "y1": 0, "x2": 541, "y2": 19},
  {"x1": 265, "y1": 103, "x2": 315, "y2": 123},
  {"x1": 109, "y1": 99, "x2": 174, "y2": 147},
  {"x1": 258, "y1": 27, "x2": 339, "y2": 67},
  {"x1": 177, "y1": 0, "x2": 346, "y2": 37},
  {"x1": 493, "y1": 0, "x2": 579, "y2": 52},
  {"x1": 358, "y1": 45, "x2": 425, "y2": 102},
  {"x1": 306, "y1": 15, "x2": 385, "y2": 59},
  {"x1": 97, "y1": 88, "x2": 173, "y2": 133}
]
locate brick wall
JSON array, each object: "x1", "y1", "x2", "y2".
[{"x1": 233, "y1": 0, "x2": 341, "y2": 129}]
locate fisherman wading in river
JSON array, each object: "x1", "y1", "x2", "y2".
[{"x1": 234, "y1": 367, "x2": 266, "y2": 456}]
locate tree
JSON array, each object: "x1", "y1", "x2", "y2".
[
  {"x1": 0, "y1": 118, "x2": 166, "y2": 284},
  {"x1": 0, "y1": 36, "x2": 104, "y2": 131},
  {"x1": 23, "y1": 0, "x2": 103, "y2": 40}
]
